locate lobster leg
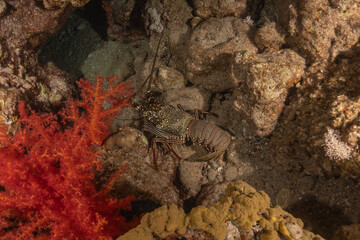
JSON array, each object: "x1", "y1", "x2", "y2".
[{"x1": 151, "y1": 137, "x2": 183, "y2": 170}]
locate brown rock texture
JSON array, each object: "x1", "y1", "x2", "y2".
[
  {"x1": 186, "y1": 17, "x2": 258, "y2": 92},
  {"x1": 232, "y1": 49, "x2": 306, "y2": 136},
  {"x1": 273, "y1": 0, "x2": 360, "y2": 62},
  {"x1": 269, "y1": 42, "x2": 360, "y2": 177},
  {"x1": 191, "y1": 0, "x2": 248, "y2": 19},
  {"x1": 99, "y1": 127, "x2": 181, "y2": 205}
]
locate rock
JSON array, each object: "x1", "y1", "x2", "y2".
[
  {"x1": 224, "y1": 221, "x2": 240, "y2": 240},
  {"x1": 206, "y1": 93, "x2": 234, "y2": 129},
  {"x1": 196, "y1": 182, "x2": 228, "y2": 207},
  {"x1": 286, "y1": 221, "x2": 304, "y2": 239},
  {"x1": 268, "y1": 43, "x2": 360, "y2": 177},
  {"x1": 81, "y1": 41, "x2": 136, "y2": 83},
  {"x1": 156, "y1": 65, "x2": 187, "y2": 91},
  {"x1": 161, "y1": 87, "x2": 211, "y2": 111},
  {"x1": 179, "y1": 161, "x2": 207, "y2": 197},
  {"x1": 223, "y1": 165, "x2": 238, "y2": 182},
  {"x1": 98, "y1": 127, "x2": 180, "y2": 205},
  {"x1": 145, "y1": 7, "x2": 163, "y2": 33},
  {"x1": 232, "y1": 49, "x2": 306, "y2": 136},
  {"x1": 254, "y1": 22, "x2": 286, "y2": 51},
  {"x1": 37, "y1": 63, "x2": 73, "y2": 107},
  {"x1": 107, "y1": 0, "x2": 135, "y2": 29},
  {"x1": 273, "y1": 0, "x2": 360, "y2": 62},
  {"x1": 206, "y1": 168, "x2": 218, "y2": 183},
  {"x1": 333, "y1": 224, "x2": 360, "y2": 240},
  {"x1": 103, "y1": 126, "x2": 146, "y2": 151},
  {"x1": 192, "y1": 0, "x2": 248, "y2": 19},
  {"x1": 0, "y1": 86, "x2": 19, "y2": 135},
  {"x1": 275, "y1": 188, "x2": 292, "y2": 210},
  {"x1": 162, "y1": 0, "x2": 192, "y2": 68},
  {"x1": 42, "y1": 0, "x2": 90, "y2": 9},
  {"x1": 147, "y1": 0, "x2": 193, "y2": 70},
  {"x1": 186, "y1": 17, "x2": 258, "y2": 92},
  {"x1": 0, "y1": 0, "x2": 6, "y2": 18}
]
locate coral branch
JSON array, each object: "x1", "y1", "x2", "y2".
[{"x1": 0, "y1": 76, "x2": 137, "y2": 239}]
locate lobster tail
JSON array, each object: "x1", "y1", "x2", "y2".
[{"x1": 188, "y1": 119, "x2": 231, "y2": 161}]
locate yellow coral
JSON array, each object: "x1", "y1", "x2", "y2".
[
  {"x1": 118, "y1": 204, "x2": 189, "y2": 240},
  {"x1": 188, "y1": 199, "x2": 232, "y2": 240},
  {"x1": 118, "y1": 181, "x2": 324, "y2": 240},
  {"x1": 260, "y1": 230, "x2": 279, "y2": 240}
]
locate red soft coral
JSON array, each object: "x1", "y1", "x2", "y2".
[{"x1": 0, "y1": 75, "x2": 138, "y2": 239}]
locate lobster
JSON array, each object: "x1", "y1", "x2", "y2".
[
  {"x1": 132, "y1": 30, "x2": 231, "y2": 169},
  {"x1": 134, "y1": 91, "x2": 231, "y2": 169}
]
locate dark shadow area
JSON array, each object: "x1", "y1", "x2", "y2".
[
  {"x1": 120, "y1": 199, "x2": 160, "y2": 221},
  {"x1": 288, "y1": 195, "x2": 351, "y2": 239},
  {"x1": 39, "y1": 11, "x2": 104, "y2": 80},
  {"x1": 248, "y1": 0, "x2": 265, "y2": 22},
  {"x1": 76, "y1": 0, "x2": 108, "y2": 40},
  {"x1": 129, "y1": 0, "x2": 147, "y2": 32}
]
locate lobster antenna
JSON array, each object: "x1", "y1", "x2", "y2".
[{"x1": 135, "y1": 29, "x2": 164, "y2": 96}]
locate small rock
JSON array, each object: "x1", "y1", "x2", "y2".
[
  {"x1": 103, "y1": 126, "x2": 148, "y2": 151},
  {"x1": 108, "y1": 0, "x2": 135, "y2": 28},
  {"x1": 146, "y1": 7, "x2": 163, "y2": 33},
  {"x1": 275, "y1": 188, "x2": 292, "y2": 209},
  {"x1": 224, "y1": 165, "x2": 238, "y2": 182},
  {"x1": 207, "y1": 168, "x2": 218, "y2": 182},
  {"x1": 225, "y1": 221, "x2": 240, "y2": 240},
  {"x1": 190, "y1": 16, "x2": 203, "y2": 28},
  {"x1": 285, "y1": 221, "x2": 304, "y2": 239},
  {"x1": 179, "y1": 161, "x2": 207, "y2": 197},
  {"x1": 333, "y1": 224, "x2": 360, "y2": 240},
  {"x1": 254, "y1": 22, "x2": 286, "y2": 50},
  {"x1": 196, "y1": 182, "x2": 228, "y2": 206},
  {"x1": 0, "y1": 0, "x2": 6, "y2": 18},
  {"x1": 161, "y1": 87, "x2": 211, "y2": 111},
  {"x1": 157, "y1": 66, "x2": 186, "y2": 91}
]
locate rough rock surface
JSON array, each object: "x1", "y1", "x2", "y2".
[
  {"x1": 179, "y1": 161, "x2": 207, "y2": 197},
  {"x1": 191, "y1": 0, "x2": 248, "y2": 19},
  {"x1": 98, "y1": 127, "x2": 180, "y2": 205},
  {"x1": 80, "y1": 41, "x2": 136, "y2": 83},
  {"x1": 254, "y1": 21, "x2": 286, "y2": 51},
  {"x1": 0, "y1": 0, "x2": 74, "y2": 50},
  {"x1": 186, "y1": 17, "x2": 258, "y2": 92},
  {"x1": 102, "y1": 0, "x2": 136, "y2": 39},
  {"x1": 333, "y1": 224, "x2": 360, "y2": 240},
  {"x1": 0, "y1": 0, "x2": 84, "y2": 134},
  {"x1": 269, "y1": 42, "x2": 360, "y2": 177},
  {"x1": 156, "y1": 65, "x2": 187, "y2": 91},
  {"x1": 232, "y1": 49, "x2": 306, "y2": 136},
  {"x1": 146, "y1": 0, "x2": 193, "y2": 70},
  {"x1": 161, "y1": 86, "x2": 211, "y2": 112},
  {"x1": 273, "y1": 0, "x2": 360, "y2": 62},
  {"x1": 0, "y1": 1, "x2": 6, "y2": 18},
  {"x1": 42, "y1": 0, "x2": 90, "y2": 9}
]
